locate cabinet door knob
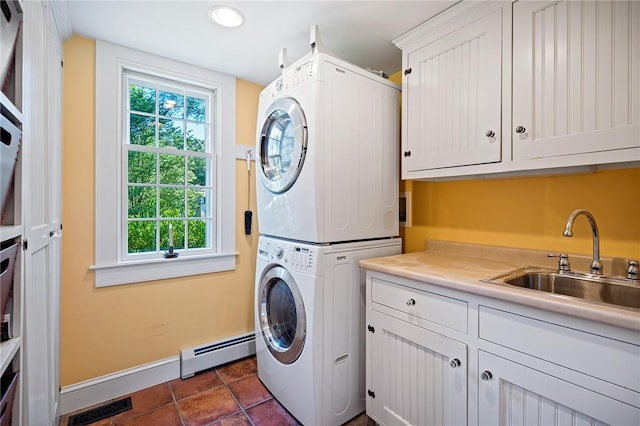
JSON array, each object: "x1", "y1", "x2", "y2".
[
  {"x1": 450, "y1": 358, "x2": 461, "y2": 368},
  {"x1": 515, "y1": 125, "x2": 526, "y2": 134},
  {"x1": 480, "y1": 370, "x2": 493, "y2": 381},
  {"x1": 485, "y1": 130, "x2": 495, "y2": 138},
  {"x1": 406, "y1": 298, "x2": 415, "y2": 306}
]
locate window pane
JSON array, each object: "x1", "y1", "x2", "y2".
[
  {"x1": 188, "y1": 219, "x2": 208, "y2": 249},
  {"x1": 160, "y1": 220, "x2": 185, "y2": 250},
  {"x1": 159, "y1": 90, "x2": 184, "y2": 118},
  {"x1": 129, "y1": 113, "x2": 156, "y2": 146},
  {"x1": 186, "y1": 122, "x2": 207, "y2": 152},
  {"x1": 159, "y1": 153, "x2": 185, "y2": 184},
  {"x1": 159, "y1": 187, "x2": 185, "y2": 217},
  {"x1": 129, "y1": 84, "x2": 155, "y2": 114},
  {"x1": 128, "y1": 221, "x2": 157, "y2": 253},
  {"x1": 188, "y1": 156, "x2": 208, "y2": 186},
  {"x1": 128, "y1": 186, "x2": 157, "y2": 218},
  {"x1": 187, "y1": 96, "x2": 206, "y2": 122},
  {"x1": 188, "y1": 188, "x2": 209, "y2": 218},
  {"x1": 159, "y1": 118, "x2": 184, "y2": 149},
  {"x1": 128, "y1": 151, "x2": 157, "y2": 183}
]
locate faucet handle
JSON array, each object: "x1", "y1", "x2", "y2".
[
  {"x1": 627, "y1": 260, "x2": 639, "y2": 281},
  {"x1": 548, "y1": 253, "x2": 571, "y2": 273}
]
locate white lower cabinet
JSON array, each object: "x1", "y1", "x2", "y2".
[
  {"x1": 478, "y1": 351, "x2": 639, "y2": 426},
  {"x1": 367, "y1": 310, "x2": 467, "y2": 426},
  {"x1": 365, "y1": 271, "x2": 640, "y2": 426}
]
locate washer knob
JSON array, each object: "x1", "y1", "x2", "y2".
[{"x1": 275, "y1": 247, "x2": 284, "y2": 259}]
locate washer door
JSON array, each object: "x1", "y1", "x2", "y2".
[
  {"x1": 258, "y1": 265, "x2": 306, "y2": 364},
  {"x1": 258, "y1": 97, "x2": 307, "y2": 194}
]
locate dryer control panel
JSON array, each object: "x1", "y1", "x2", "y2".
[
  {"x1": 266, "y1": 58, "x2": 318, "y2": 101},
  {"x1": 258, "y1": 238, "x2": 317, "y2": 273}
]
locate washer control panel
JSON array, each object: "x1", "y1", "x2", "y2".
[{"x1": 258, "y1": 238, "x2": 316, "y2": 273}]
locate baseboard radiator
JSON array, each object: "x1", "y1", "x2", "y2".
[{"x1": 180, "y1": 332, "x2": 256, "y2": 379}]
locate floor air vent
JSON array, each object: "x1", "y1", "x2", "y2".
[
  {"x1": 180, "y1": 332, "x2": 256, "y2": 379},
  {"x1": 68, "y1": 397, "x2": 132, "y2": 425}
]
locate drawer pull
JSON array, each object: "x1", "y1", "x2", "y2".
[
  {"x1": 450, "y1": 358, "x2": 461, "y2": 368},
  {"x1": 406, "y1": 298, "x2": 415, "y2": 306},
  {"x1": 481, "y1": 370, "x2": 493, "y2": 381}
]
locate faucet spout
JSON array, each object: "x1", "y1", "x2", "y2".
[{"x1": 563, "y1": 209, "x2": 602, "y2": 275}]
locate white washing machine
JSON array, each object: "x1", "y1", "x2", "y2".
[
  {"x1": 255, "y1": 235, "x2": 401, "y2": 426},
  {"x1": 256, "y1": 53, "x2": 400, "y2": 244}
]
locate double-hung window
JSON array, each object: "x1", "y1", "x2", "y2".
[
  {"x1": 92, "y1": 41, "x2": 236, "y2": 287},
  {"x1": 125, "y1": 72, "x2": 214, "y2": 257}
]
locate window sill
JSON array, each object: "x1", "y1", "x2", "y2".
[{"x1": 90, "y1": 252, "x2": 238, "y2": 287}]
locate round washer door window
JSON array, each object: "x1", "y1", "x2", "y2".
[
  {"x1": 258, "y1": 97, "x2": 307, "y2": 194},
  {"x1": 258, "y1": 265, "x2": 306, "y2": 364}
]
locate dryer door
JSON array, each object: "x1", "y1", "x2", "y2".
[
  {"x1": 258, "y1": 97, "x2": 307, "y2": 194},
  {"x1": 258, "y1": 265, "x2": 306, "y2": 364}
]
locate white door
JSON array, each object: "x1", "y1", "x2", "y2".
[
  {"x1": 46, "y1": 4, "x2": 63, "y2": 420},
  {"x1": 512, "y1": 0, "x2": 640, "y2": 160},
  {"x1": 21, "y1": 1, "x2": 62, "y2": 424},
  {"x1": 257, "y1": 97, "x2": 308, "y2": 194},
  {"x1": 403, "y1": 6, "x2": 503, "y2": 172},
  {"x1": 478, "y1": 350, "x2": 640, "y2": 425},
  {"x1": 367, "y1": 309, "x2": 467, "y2": 426}
]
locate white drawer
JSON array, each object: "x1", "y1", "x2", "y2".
[
  {"x1": 479, "y1": 305, "x2": 640, "y2": 393},
  {"x1": 371, "y1": 278, "x2": 468, "y2": 333}
]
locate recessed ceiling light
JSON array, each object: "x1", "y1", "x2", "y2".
[{"x1": 208, "y1": 5, "x2": 244, "y2": 28}]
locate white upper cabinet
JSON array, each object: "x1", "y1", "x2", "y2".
[
  {"x1": 512, "y1": 0, "x2": 640, "y2": 163},
  {"x1": 403, "y1": 6, "x2": 503, "y2": 172},
  {"x1": 395, "y1": 2, "x2": 511, "y2": 179},
  {"x1": 394, "y1": 0, "x2": 640, "y2": 180}
]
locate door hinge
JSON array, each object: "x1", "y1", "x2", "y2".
[
  {"x1": 367, "y1": 324, "x2": 375, "y2": 333},
  {"x1": 22, "y1": 239, "x2": 28, "y2": 251},
  {"x1": 403, "y1": 151, "x2": 412, "y2": 157},
  {"x1": 404, "y1": 68, "x2": 412, "y2": 75},
  {"x1": 367, "y1": 389, "x2": 376, "y2": 398},
  {"x1": 61, "y1": 60, "x2": 64, "y2": 68}
]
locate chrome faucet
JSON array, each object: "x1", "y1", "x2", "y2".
[{"x1": 563, "y1": 209, "x2": 603, "y2": 275}]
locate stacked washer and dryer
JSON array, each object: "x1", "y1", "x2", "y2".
[{"x1": 254, "y1": 44, "x2": 401, "y2": 425}]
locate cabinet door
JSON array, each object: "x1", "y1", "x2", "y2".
[
  {"x1": 367, "y1": 310, "x2": 467, "y2": 426},
  {"x1": 21, "y1": 1, "x2": 62, "y2": 424},
  {"x1": 512, "y1": 0, "x2": 640, "y2": 161},
  {"x1": 403, "y1": 7, "x2": 503, "y2": 172},
  {"x1": 478, "y1": 351, "x2": 640, "y2": 426}
]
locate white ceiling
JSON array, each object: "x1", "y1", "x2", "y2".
[{"x1": 62, "y1": 0, "x2": 458, "y2": 86}]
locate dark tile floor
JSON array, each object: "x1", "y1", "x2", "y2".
[{"x1": 59, "y1": 356, "x2": 374, "y2": 426}]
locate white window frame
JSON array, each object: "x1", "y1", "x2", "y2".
[{"x1": 91, "y1": 40, "x2": 236, "y2": 287}]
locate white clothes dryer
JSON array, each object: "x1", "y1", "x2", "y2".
[
  {"x1": 254, "y1": 235, "x2": 401, "y2": 426},
  {"x1": 256, "y1": 53, "x2": 400, "y2": 244}
]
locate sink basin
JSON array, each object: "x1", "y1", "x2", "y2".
[{"x1": 487, "y1": 268, "x2": 640, "y2": 310}]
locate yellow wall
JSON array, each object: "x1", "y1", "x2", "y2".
[
  {"x1": 404, "y1": 169, "x2": 640, "y2": 259},
  {"x1": 61, "y1": 37, "x2": 263, "y2": 385}
]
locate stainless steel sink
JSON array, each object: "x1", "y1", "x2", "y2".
[{"x1": 486, "y1": 268, "x2": 640, "y2": 310}]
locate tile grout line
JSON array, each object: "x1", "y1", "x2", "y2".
[
  {"x1": 216, "y1": 369, "x2": 258, "y2": 426},
  {"x1": 167, "y1": 381, "x2": 187, "y2": 426}
]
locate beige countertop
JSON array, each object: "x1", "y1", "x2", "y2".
[{"x1": 359, "y1": 240, "x2": 640, "y2": 332}]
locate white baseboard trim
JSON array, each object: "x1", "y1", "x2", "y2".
[{"x1": 59, "y1": 355, "x2": 180, "y2": 415}]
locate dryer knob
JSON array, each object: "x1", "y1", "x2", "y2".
[{"x1": 275, "y1": 247, "x2": 284, "y2": 259}]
